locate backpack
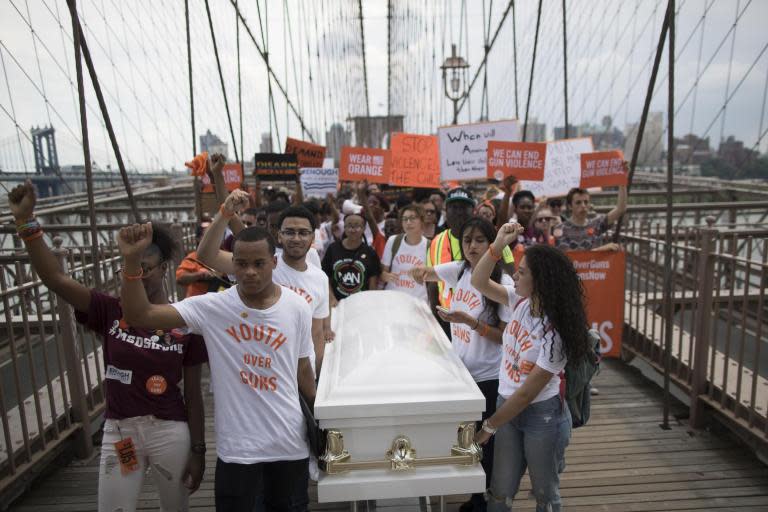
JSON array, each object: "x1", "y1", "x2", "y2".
[
  {"x1": 389, "y1": 233, "x2": 405, "y2": 263},
  {"x1": 562, "y1": 329, "x2": 601, "y2": 428}
]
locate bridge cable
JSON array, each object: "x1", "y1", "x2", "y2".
[{"x1": 522, "y1": 0, "x2": 543, "y2": 142}]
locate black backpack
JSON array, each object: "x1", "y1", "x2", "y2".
[{"x1": 563, "y1": 329, "x2": 601, "y2": 428}]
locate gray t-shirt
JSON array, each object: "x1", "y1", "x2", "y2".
[{"x1": 554, "y1": 215, "x2": 609, "y2": 251}]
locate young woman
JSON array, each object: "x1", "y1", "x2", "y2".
[
  {"x1": 7, "y1": 182, "x2": 207, "y2": 512},
  {"x1": 380, "y1": 204, "x2": 429, "y2": 304},
  {"x1": 474, "y1": 200, "x2": 497, "y2": 225},
  {"x1": 419, "y1": 199, "x2": 439, "y2": 239},
  {"x1": 411, "y1": 218, "x2": 512, "y2": 512},
  {"x1": 471, "y1": 223, "x2": 592, "y2": 512},
  {"x1": 321, "y1": 212, "x2": 382, "y2": 301}
]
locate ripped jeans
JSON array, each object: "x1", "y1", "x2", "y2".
[
  {"x1": 98, "y1": 415, "x2": 191, "y2": 512},
  {"x1": 487, "y1": 395, "x2": 571, "y2": 512}
]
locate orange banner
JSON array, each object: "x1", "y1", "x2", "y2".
[
  {"x1": 487, "y1": 141, "x2": 547, "y2": 181},
  {"x1": 285, "y1": 137, "x2": 326, "y2": 168},
  {"x1": 390, "y1": 133, "x2": 440, "y2": 189},
  {"x1": 201, "y1": 163, "x2": 243, "y2": 193},
  {"x1": 567, "y1": 251, "x2": 625, "y2": 358},
  {"x1": 339, "y1": 146, "x2": 390, "y2": 184},
  {"x1": 579, "y1": 150, "x2": 627, "y2": 188}
]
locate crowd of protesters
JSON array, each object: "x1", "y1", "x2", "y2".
[{"x1": 8, "y1": 152, "x2": 627, "y2": 512}]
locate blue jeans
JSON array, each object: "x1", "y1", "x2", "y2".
[{"x1": 487, "y1": 395, "x2": 571, "y2": 512}]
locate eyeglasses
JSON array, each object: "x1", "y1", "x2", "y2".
[
  {"x1": 402, "y1": 216, "x2": 419, "y2": 223},
  {"x1": 535, "y1": 216, "x2": 558, "y2": 223},
  {"x1": 280, "y1": 229, "x2": 314, "y2": 239}
]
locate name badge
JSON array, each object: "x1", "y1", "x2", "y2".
[{"x1": 106, "y1": 365, "x2": 133, "y2": 385}]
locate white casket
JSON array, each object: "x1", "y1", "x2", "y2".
[{"x1": 316, "y1": 290, "x2": 486, "y2": 502}]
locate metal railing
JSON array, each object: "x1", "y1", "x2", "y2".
[{"x1": 621, "y1": 218, "x2": 768, "y2": 441}]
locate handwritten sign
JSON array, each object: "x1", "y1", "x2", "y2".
[
  {"x1": 254, "y1": 153, "x2": 298, "y2": 181},
  {"x1": 300, "y1": 167, "x2": 339, "y2": 198},
  {"x1": 390, "y1": 133, "x2": 440, "y2": 189},
  {"x1": 580, "y1": 150, "x2": 627, "y2": 188},
  {"x1": 201, "y1": 163, "x2": 243, "y2": 193},
  {"x1": 487, "y1": 141, "x2": 547, "y2": 181},
  {"x1": 438, "y1": 120, "x2": 520, "y2": 181},
  {"x1": 339, "y1": 147, "x2": 390, "y2": 184},
  {"x1": 521, "y1": 137, "x2": 594, "y2": 198},
  {"x1": 285, "y1": 137, "x2": 326, "y2": 168}
]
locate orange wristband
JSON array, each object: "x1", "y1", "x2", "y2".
[
  {"x1": 219, "y1": 204, "x2": 235, "y2": 219},
  {"x1": 121, "y1": 268, "x2": 144, "y2": 281},
  {"x1": 488, "y1": 245, "x2": 502, "y2": 261}
]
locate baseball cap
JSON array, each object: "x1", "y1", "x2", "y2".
[{"x1": 445, "y1": 187, "x2": 476, "y2": 207}]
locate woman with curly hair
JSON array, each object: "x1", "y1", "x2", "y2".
[{"x1": 471, "y1": 223, "x2": 590, "y2": 512}]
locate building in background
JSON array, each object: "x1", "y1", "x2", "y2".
[
  {"x1": 200, "y1": 130, "x2": 228, "y2": 158},
  {"x1": 673, "y1": 134, "x2": 712, "y2": 165},
  {"x1": 524, "y1": 117, "x2": 547, "y2": 142},
  {"x1": 624, "y1": 112, "x2": 663, "y2": 167},
  {"x1": 325, "y1": 123, "x2": 352, "y2": 166},
  {"x1": 259, "y1": 133, "x2": 273, "y2": 153},
  {"x1": 554, "y1": 116, "x2": 624, "y2": 150}
]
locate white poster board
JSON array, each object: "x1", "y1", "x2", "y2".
[
  {"x1": 438, "y1": 120, "x2": 520, "y2": 182},
  {"x1": 300, "y1": 167, "x2": 339, "y2": 198},
  {"x1": 522, "y1": 137, "x2": 594, "y2": 198}
]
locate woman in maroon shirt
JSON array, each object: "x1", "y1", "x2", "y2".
[{"x1": 8, "y1": 181, "x2": 207, "y2": 512}]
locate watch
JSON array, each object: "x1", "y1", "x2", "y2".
[
  {"x1": 191, "y1": 442, "x2": 207, "y2": 455},
  {"x1": 482, "y1": 419, "x2": 497, "y2": 435}
]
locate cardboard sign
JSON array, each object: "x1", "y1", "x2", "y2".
[
  {"x1": 522, "y1": 137, "x2": 594, "y2": 198},
  {"x1": 300, "y1": 167, "x2": 339, "y2": 198},
  {"x1": 339, "y1": 147, "x2": 390, "y2": 184},
  {"x1": 285, "y1": 137, "x2": 326, "y2": 168},
  {"x1": 567, "y1": 251, "x2": 625, "y2": 358},
  {"x1": 580, "y1": 150, "x2": 627, "y2": 188},
  {"x1": 487, "y1": 141, "x2": 547, "y2": 181},
  {"x1": 254, "y1": 153, "x2": 298, "y2": 181},
  {"x1": 438, "y1": 120, "x2": 521, "y2": 181},
  {"x1": 390, "y1": 133, "x2": 440, "y2": 189},
  {"x1": 200, "y1": 163, "x2": 243, "y2": 193}
]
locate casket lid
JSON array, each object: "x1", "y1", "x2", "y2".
[{"x1": 315, "y1": 291, "x2": 485, "y2": 419}]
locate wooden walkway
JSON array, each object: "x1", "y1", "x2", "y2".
[{"x1": 8, "y1": 359, "x2": 768, "y2": 512}]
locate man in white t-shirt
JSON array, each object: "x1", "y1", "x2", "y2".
[
  {"x1": 380, "y1": 204, "x2": 429, "y2": 304},
  {"x1": 273, "y1": 206, "x2": 330, "y2": 374},
  {"x1": 117, "y1": 220, "x2": 316, "y2": 512}
]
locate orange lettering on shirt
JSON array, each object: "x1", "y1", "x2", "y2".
[{"x1": 225, "y1": 324, "x2": 288, "y2": 351}]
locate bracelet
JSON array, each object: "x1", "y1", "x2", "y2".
[
  {"x1": 488, "y1": 245, "x2": 502, "y2": 261},
  {"x1": 21, "y1": 231, "x2": 44, "y2": 242},
  {"x1": 121, "y1": 267, "x2": 144, "y2": 281},
  {"x1": 16, "y1": 218, "x2": 43, "y2": 241},
  {"x1": 219, "y1": 204, "x2": 235, "y2": 219},
  {"x1": 482, "y1": 419, "x2": 497, "y2": 435},
  {"x1": 190, "y1": 442, "x2": 207, "y2": 455}
]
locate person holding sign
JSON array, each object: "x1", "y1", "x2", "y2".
[
  {"x1": 472, "y1": 224, "x2": 592, "y2": 512},
  {"x1": 7, "y1": 182, "x2": 208, "y2": 512},
  {"x1": 555, "y1": 182, "x2": 627, "y2": 252}
]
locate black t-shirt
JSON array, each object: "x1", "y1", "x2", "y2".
[{"x1": 322, "y1": 240, "x2": 382, "y2": 301}]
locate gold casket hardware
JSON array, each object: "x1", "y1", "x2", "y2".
[{"x1": 322, "y1": 422, "x2": 483, "y2": 475}]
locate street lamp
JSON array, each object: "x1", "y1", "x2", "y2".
[{"x1": 441, "y1": 44, "x2": 470, "y2": 125}]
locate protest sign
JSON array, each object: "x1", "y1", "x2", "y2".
[
  {"x1": 580, "y1": 150, "x2": 627, "y2": 188},
  {"x1": 487, "y1": 141, "x2": 547, "y2": 181},
  {"x1": 390, "y1": 133, "x2": 440, "y2": 188},
  {"x1": 285, "y1": 137, "x2": 326, "y2": 168},
  {"x1": 567, "y1": 251, "x2": 625, "y2": 358},
  {"x1": 339, "y1": 147, "x2": 390, "y2": 184},
  {"x1": 438, "y1": 119, "x2": 520, "y2": 181},
  {"x1": 200, "y1": 163, "x2": 243, "y2": 193},
  {"x1": 300, "y1": 167, "x2": 339, "y2": 198},
  {"x1": 253, "y1": 153, "x2": 298, "y2": 181},
  {"x1": 521, "y1": 137, "x2": 594, "y2": 198}
]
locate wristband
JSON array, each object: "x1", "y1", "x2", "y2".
[
  {"x1": 21, "y1": 231, "x2": 44, "y2": 242},
  {"x1": 482, "y1": 419, "x2": 497, "y2": 435},
  {"x1": 219, "y1": 204, "x2": 235, "y2": 219},
  {"x1": 121, "y1": 268, "x2": 144, "y2": 281},
  {"x1": 488, "y1": 245, "x2": 502, "y2": 261},
  {"x1": 190, "y1": 442, "x2": 207, "y2": 455},
  {"x1": 16, "y1": 218, "x2": 43, "y2": 241}
]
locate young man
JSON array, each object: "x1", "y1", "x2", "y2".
[
  {"x1": 118, "y1": 220, "x2": 316, "y2": 512},
  {"x1": 555, "y1": 184, "x2": 628, "y2": 252},
  {"x1": 196, "y1": 192, "x2": 331, "y2": 368}
]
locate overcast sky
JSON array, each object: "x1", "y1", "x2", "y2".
[{"x1": 0, "y1": 0, "x2": 766, "y2": 173}]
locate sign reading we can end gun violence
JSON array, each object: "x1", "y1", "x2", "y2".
[
  {"x1": 254, "y1": 153, "x2": 298, "y2": 181},
  {"x1": 339, "y1": 147, "x2": 390, "y2": 184},
  {"x1": 580, "y1": 150, "x2": 628, "y2": 188},
  {"x1": 390, "y1": 133, "x2": 440, "y2": 189},
  {"x1": 486, "y1": 141, "x2": 547, "y2": 181},
  {"x1": 285, "y1": 137, "x2": 326, "y2": 168}
]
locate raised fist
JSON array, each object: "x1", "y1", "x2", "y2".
[
  {"x1": 222, "y1": 189, "x2": 250, "y2": 217},
  {"x1": 494, "y1": 222, "x2": 524, "y2": 247},
  {"x1": 117, "y1": 222, "x2": 153, "y2": 260},
  {"x1": 209, "y1": 153, "x2": 226, "y2": 174},
  {"x1": 8, "y1": 180, "x2": 37, "y2": 221}
]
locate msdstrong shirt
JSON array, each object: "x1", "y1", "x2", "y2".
[{"x1": 172, "y1": 286, "x2": 314, "y2": 463}]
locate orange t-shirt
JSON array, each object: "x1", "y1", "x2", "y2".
[{"x1": 175, "y1": 251, "x2": 208, "y2": 298}]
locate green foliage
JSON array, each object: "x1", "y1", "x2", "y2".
[{"x1": 700, "y1": 156, "x2": 768, "y2": 180}]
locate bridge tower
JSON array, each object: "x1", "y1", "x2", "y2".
[{"x1": 30, "y1": 126, "x2": 61, "y2": 197}]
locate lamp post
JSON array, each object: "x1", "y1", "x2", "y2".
[{"x1": 441, "y1": 44, "x2": 469, "y2": 125}]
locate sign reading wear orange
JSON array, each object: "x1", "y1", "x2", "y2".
[
  {"x1": 285, "y1": 137, "x2": 326, "y2": 168},
  {"x1": 487, "y1": 141, "x2": 547, "y2": 181},
  {"x1": 339, "y1": 146, "x2": 390, "y2": 184},
  {"x1": 201, "y1": 163, "x2": 243, "y2": 193},
  {"x1": 390, "y1": 133, "x2": 440, "y2": 188},
  {"x1": 567, "y1": 250, "x2": 625, "y2": 358},
  {"x1": 580, "y1": 150, "x2": 627, "y2": 188}
]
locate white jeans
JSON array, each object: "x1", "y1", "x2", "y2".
[{"x1": 98, "y1": 415, "x2": 190, "y2": 512}]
